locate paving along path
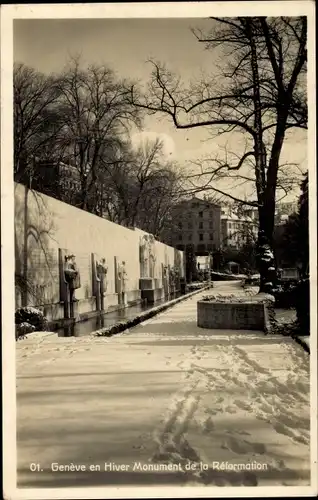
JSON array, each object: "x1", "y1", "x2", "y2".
[{"x1": 16, "y1": 281, "x2": 310, "y2": 488}]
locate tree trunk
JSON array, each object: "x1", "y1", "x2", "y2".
[
  {"x1": 257, "y1": 206, "x2": 276, "y2": 294},
  {"x1": 244, "y1": 18, "x2": 275, "y2": 294},
  {"x1": 257, "y1": 109, "x2": 289, "y2": 293}
]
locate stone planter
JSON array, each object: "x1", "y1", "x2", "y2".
[{"x1": 197, "y1": 294, "x2": 275, "y2": 332}]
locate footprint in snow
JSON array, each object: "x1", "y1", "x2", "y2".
[
  {"x1": 243, "y1": 440, "x2": 266, "y2": 454},
  {"x1": 222, "y1": 437, "x2": 251, "y2": 454},
  {"x1": 206, "y1": 408, "x2": 220, "y2": 416},
  {"x1": 235, "y1": 429, "x2": 251, "y2": 436},
  {"x1": 234, "y1": 399, "x2": 250, "y2": 411},
  {"x1": 224, "y1": 405, "x2": 237, "y2": 414},
  {"x1": 203, "y1": 416, "x2": 215, "y2": 433},
  {"x1": 132, "y1": 444, "x2": 144, "y2": 450}
]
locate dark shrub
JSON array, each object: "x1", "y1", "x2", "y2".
[
  {"x1": 15, "y1": 306, "x2": 48, "y2": 331},
  {"x1": 295, "y1": 277, "x2": 310, "y2": 335},
  {"x1": 273, "y1": 281, "x2": 298, "y2": 308}
]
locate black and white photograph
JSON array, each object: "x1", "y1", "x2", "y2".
[{"x1": 1, "y1": 2, "x2": 317, "y2": 498}]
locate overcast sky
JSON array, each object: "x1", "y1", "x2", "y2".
[{"x1": 14, "y1": 18, "x2": 307, "y2": 203}]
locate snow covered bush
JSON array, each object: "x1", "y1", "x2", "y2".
[
  {"x1": 15, "y1": 322, "x2": 36, "y2": 339},
  {"x1": 15, "y1": 306, "x2": 48, "y2": 337},
  {"x1": 201, "y1": 292, "x2": 273, "y2": 305},
  {"x1": 201, "y1": 294, "x2": 249, "y2": 303}
]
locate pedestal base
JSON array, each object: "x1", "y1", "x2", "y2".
[
  {"x1": 141, "y1": 288, "x2": 164, "y2": 304},
  {"x1": 139, "y1": 278, "x2": 155, "y2": 290}
]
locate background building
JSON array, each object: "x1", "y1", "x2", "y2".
[
  {"x1": 275, "y1": 201, "x2": 298, "y2": 225},
  {"x1": 221, "y1": 207, "x2": 258, "y2": 250},
  {"x1": 165, "y1": 197, "x2": 222, "y2": 255},
  {"x1": 242, "y1": 207, "x2": 259, "y2": 223},
  {"x1": 26, "y1": 160, "x2": 81, "y2": 205}
]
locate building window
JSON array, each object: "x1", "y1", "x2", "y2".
[
  {"x1": 209, "y1": 221, "x2": 213, "y2": 229},
  {"x1": 178, "y1": 234, "x2": 182, "y2": 241},
  {"x1": 188, "y1": 234, "x2": 192, "y2": 241},
  {"x1": 199, "y1": 233, "x2": 203, "y2": 241},
  {"x1": 188, "y1": 221, "x2": 193, "y2": 229},
  {"x1": 199, "y1": 211, "x2": 203, "y2": 217},
  {"x1": 210, "y1": 234, "x2": 213, "y2": 241},
  {"x1": 199, "y1": 221, "x2": 203, "y2": 229},
  {"x1": 178, "y1": 222, "x2": 182, "y2": 229}
]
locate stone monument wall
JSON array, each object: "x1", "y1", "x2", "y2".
[
  {"x1": 14, "y1": 183, "x2": 184, "y2": 321},
  {"x1": 135, "y1": 229, "x2": 184, "y2": 284}
]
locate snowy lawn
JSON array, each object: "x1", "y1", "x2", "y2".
[{"x1": 16, "y1": 282, "x2": 310, "y2": 488}]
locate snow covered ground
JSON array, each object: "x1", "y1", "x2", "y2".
[{"x1": 16, "y1": 281, "x2": 310, "y2": 489}]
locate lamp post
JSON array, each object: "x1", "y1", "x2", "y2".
[{"x1": 208, "y1": 252, "x2": 213, "y2": 287}]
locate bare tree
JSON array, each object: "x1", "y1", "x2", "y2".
[
  {"x1": 55, "y1": 58, "x2": 141, "y2": 211},
  {"x1": 13, "y1": 59, "x2": 185, "y2": 239},
  {"x1": 127, "y1": 139, "x2": 185, "y2": 234},
  {"x1": 95, "y1": 138, "x2": 185, "y2": 237},
  {"x1": 14, "y1": 63, "x2": 63, "y2": 182},
  {"x1": 129, "y1": 17, "x2": 307, "y2": 292}
]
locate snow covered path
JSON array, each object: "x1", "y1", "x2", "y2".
[{"x1": 16, "y1": 282, "x2": 310, "y2": 488}]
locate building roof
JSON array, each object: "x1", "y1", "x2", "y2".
[
  {"x1": 221, "y1": 213, "x2": 254, "y2": 223},
  {"x1": 176, "y1": 196, "x2": 221, "y2": 209}
]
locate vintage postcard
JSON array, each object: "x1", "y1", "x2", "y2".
[{"x1": 1, "y1": 2, "x2": 317, "y2": 499}]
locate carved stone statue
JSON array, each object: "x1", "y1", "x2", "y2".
[
  {"x1": 121, "y1": 261, "x2": 128, "y2": 293},
  {"x1": 169, "y1": 267, "x2": 175, "y2": 289},
  {"x1": 149, "y1": 253, "x2": 156, "y2": 278},
  {"x1": 163, "y1": 264, "x2": 170, "y2": 296},
  {"x1": 64, "y1": 254, "x2": 81, "y2": 302},
  {"x1": 174, "y1": 267, "x2": 180, "y2": 281},
  {"x1": 174, "y1": 267, "x2": 181, "y2": 292},
  {"x1": 148, "y1": 234, "x2": 156, "y2": 278},
  {"x1": 140, "y1": 235, "x2": 149, "y2": 278},
  {"x1": 96, "y1": 258, "x2": 108, "y2": 296},
  {"x1": 163, "y1": 265, "x2": 169, "y2": 279},
  {"x1": 61, "y1": 253, "x2": 81, "y2": 319},
  {"x1": 94, "y1": 257, "x2": 108, "y2": 311},
  {"x1": 118, "y1": 261, "x2": 128, "y2": 304}
]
